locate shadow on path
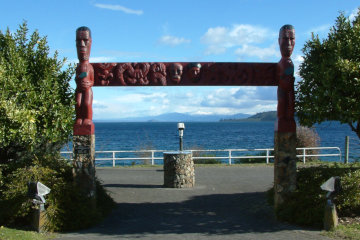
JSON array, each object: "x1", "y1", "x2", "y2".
[
  {"x1": 103, "y1": 184, "x2": 164, "y2": 189},
  {"x1": 56, "y1": 167, "x2": 327, "y2": 240},
  {"x1": 81, "y1": 191, "x2": 306, "y2": 236}
]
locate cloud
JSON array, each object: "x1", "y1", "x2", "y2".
[
  {"x1": 234, "y1": 87, "x2": 277, "y2": 101},
  {"x1": 235, "y1": 44, "x2": 279, "y2": 60},
  {"x1": 94, "y1": 3, "x2": 143, "y2": 15},
  {"x1": 200, "y1": 87, "x2": 277, "y2": 110},
  {"x1": 204, "y1": 45, "x2": 226, "y2": 55},
  {"x1": 201, "y1": 24, "x2": 275, "y2": 55},
  {"x1": 349, "y1": 8, "x2": 359, "y2": 21},
  {"x1": 92, "y1": 87, "x2": 278, "y2": 119},
  {"x1": 115, "y1": 92, "x2": 168, "y2": 103},
  {"x1": 66, "y1": 56, "x2": 117, "y2": 64},
  {"x1": 158, "y1": 35, "x2": 191, "y2": 46},
  {"x1": 90, "y1": 56, "x2": 117, "y2": 62},
  {"x1": 307, "y1": 24, "x2": 331, "y2": 36},
  {"x1": 93, "y1": 103, "x2": 108, "y2": 109},
  {"x1": 291, "y1": 54, "x2": 305, "y2": 78}
]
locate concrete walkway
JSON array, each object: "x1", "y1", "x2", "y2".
[{"x1": 55, "y1": 166, "x2": 330, "y2": 240}]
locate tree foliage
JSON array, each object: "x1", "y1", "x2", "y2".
[
  {"x1": 0, "y1": 23, "x2": 115, "y2": 231},
  {"x1": 296, "y1": 9, "x2": 360, "y2": 138},
  {"x1": 0, "y1": 22, "x2": 75, "y2": 165}
]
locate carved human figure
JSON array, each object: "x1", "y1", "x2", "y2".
[
  {"x1": 169, "y1": 63, "x2": 183, "y2": 84},
  {"x1": 75, "y1": 26, "x2": 94, "y2": 126},
  {"x1": 150, "y1": 63, "x2": 167, "y2": 85},
  {"x1": 187, "y1": 63, "x2": 201, "y2": 82},
  {"x1": 277, "y1": 24, "x2": 295, "y2": 132}
]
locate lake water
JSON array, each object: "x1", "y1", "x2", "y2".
[{"x1": 62, "y1": 121, "x2": 359, "y2": 166}]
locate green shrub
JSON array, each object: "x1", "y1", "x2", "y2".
[
  {"x1": 269, "y1": 163, "x2": 360, "y2": 228},
  {"x1": 191, "y1": 147, "x2": 221, "y2": 164},
  {"x1": 235, "y1": 151, "x2": 273, "y2": 164},
  {"x1": 296, "y1": 126, "x2": 320, "y2": 162},
  {"x1": 0, "y1": 156, "x2": 115, "y2": 231},
  {"x1": 0, "y1": 22, "x2": 75, "y2": 166},
  {"x1": 336, "y1": 169, "x2": 360, "y2": 216},
  {"x1": 193, "y1": 154, "x2": 221, "y2": 164}
]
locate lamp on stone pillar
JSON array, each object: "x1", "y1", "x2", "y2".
[{"x1": 178, "y1": 123, "x2": 185, "y2": 151}]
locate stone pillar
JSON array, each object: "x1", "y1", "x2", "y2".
[
  {"x1": 274, "y1": 131, "x2": 297, "y2": 209},
  {"x1": 324, "y1": 200, "x2": 339, "y2": 230},
  {"x1": 73, "y1": 134, "x2": 96, "y2": 198},
  {"x1": 163, "y1": 151, "x2": 194, "y2": 188},
  {"x1": 31, "y1": 204, "x2": 47, "y2": 232}
]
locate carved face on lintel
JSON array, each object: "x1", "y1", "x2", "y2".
[
  {"x1": 169, "y1": 63, "x2": 183, "y2": 83},
  {"x1": 279, "y1": 25, "x2": 295, "y2": 58},
  {"x1": 187, "y1": 63, "x2": 201, "y2": 82},
  {"x1": 76, "y1": 26, "x2": 92, "y2": 61}
]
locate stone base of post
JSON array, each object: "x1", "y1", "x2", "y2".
[
  {"x1": 163, "y1": 151, "x2": 194, "y2": 188},
  {"x1": 31, "y1": 204, "x2": 47, "y2": 232},
  {"x1": 324, "y1": 200, "x2": 339, "y2": 231},
  {"x1": 274, "y1": 131, "x2": 297, "y2": 209},
  {"x1": 73, "y1": 134, "x2": 96, "y2": 199}
]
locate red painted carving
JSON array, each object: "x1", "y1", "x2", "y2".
[
  {"x1": 112, "y1": 63, "x2": 150, "y2": 86},
  {"x1": 169, "y1": 63, "x2": 183, "y2": 84},
  {"x1": 187, "y1": 63, "x2": 201, "y2": 82},
  {"x1": 276, "y1": 25, "x2": 296, "y2": 133},
  {"x1": 93, "y1": 63, "x2": 116, "y2": 86},
  {"x1": 74, "y1": 26, "x2": 95, "y2": 135},
  {"x1": 150, "y1": 63, "x2": 167, "y2": 85},
  {"x1": 74, "y1": 25, "x2": 297, "y2": 135},
  {"x1": 92, "y1": 62, "x2": 278, "y2": 86}
]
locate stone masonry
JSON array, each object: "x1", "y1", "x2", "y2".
[
  {"x1": 164, "y1": 152, "x2": 195, "y2": 188},
  {"x1": 274, "y1": 131, "x2": 297, "y2": 208},
  {"x1": 73, "y1": 134, "x2": 96, "y2": 198}
]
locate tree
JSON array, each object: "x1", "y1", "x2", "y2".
[
  {"x1": 296, "y1": 8, "x2": 360, "y2": 138},
  {"x1": 0, "y1": 22, "x2": 75, "y2": 165}
]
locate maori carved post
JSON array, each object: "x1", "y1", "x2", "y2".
[
  {"x1": 74, "y1": 26, "x2": 95, "y2": 135},
  {"x1": 72, "y1": 25, "x2": 298, "y2": 212},
  {"x1": 276, "y1": 25, "x2": 296, "y2": 133},
  {"x1": 274, "y1": 25, "x2": 297, "y2": 209},
  {"x1": 73, "y1": 26, "x2": 96, "y2": 201}
]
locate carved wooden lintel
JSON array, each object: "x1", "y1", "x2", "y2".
[{"x1": 92, "y1": 62, "x2": 278, "y2": 86}]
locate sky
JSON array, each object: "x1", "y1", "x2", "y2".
[{"x1": 1, "y1": 0, "x2": 359, "y2": 120}]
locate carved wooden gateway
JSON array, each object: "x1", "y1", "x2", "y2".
[{"x1": 73, "y1": 25, "x2": 297, "y2": 209}]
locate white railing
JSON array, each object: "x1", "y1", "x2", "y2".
[{"x1": 60, "y1": 146, "x2": 342, "y2": 166}]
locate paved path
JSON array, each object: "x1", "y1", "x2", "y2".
[{"x1": 56, "y1": 166, "x2": 330, "y2": 240}]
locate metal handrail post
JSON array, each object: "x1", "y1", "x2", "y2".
[
  {"x1": 112, "y1": 151, "x2": 116, "y2": 167},
  {"x1": 228, "y1": 150, "x2": 232, "y2": 165},
  {"x1": 345, "y1": 136, "x2": 349, "y2": 164},
  {"x1": 151, "y1": 151, "x2": 154, "y2": 165},
  {"x1": 61, "y1": 146, "x2": 342, "y2": 166},
  {"x1": 303, "y1": 148, "x2": 306, "y2": 164}
]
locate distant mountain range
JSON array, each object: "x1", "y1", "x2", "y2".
[
  {"x1": 220, "y1": 111, "x2": 277, "y2": 122},
  {"x1": 95, "y1": 112, "x2": 251, "y2": 122}
]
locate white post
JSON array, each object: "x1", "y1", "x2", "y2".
[
  {"x1": 345, "y1": 136, "x2": 349, "y2": 164},
  {"x1": 266, "y1": 149, "x2": 269, "y2": 164},
  {"x1": 151, "y1": 151, "x2": 154, "y2": 165},
  {"x1": 303, "y1": 148, "x2": 306, "y2": 164},
  {"x1": 112, "y1": 151, "x2": 115, "y2": 167},
  {"x1": 228, "y1": 150, "x2": 232, "y2": 165}
]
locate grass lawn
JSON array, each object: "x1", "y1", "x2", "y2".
[
  {"x1": 0, "y1": 226, "x2": 56, "y2": 240},
  {"x1": 324, "y1": 223, "x2": 360, "y2": 240}
]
